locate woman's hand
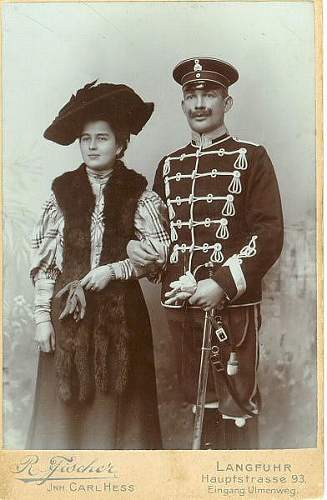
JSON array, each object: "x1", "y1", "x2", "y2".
[
  {"x1": 80, "y1": 265, "x2": 114, "y2": 292},
  {"x1": 56, "y1": 281, "x2": 86, "y2": 322},
  {"x1": 127, "y1": 240, "x2": 160, "y2": 268},
  {"x1": 34, "y1": 321, "x2": 55, "y2": 352},
  {"x1": 127, "y1": 240, "x2": 166, "y2": 280}
]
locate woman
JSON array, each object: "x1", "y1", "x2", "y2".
[{"x1": 27, "y1": 81, "x2": 169, "y2": 450}]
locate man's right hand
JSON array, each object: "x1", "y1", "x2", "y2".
[
  {"x1": 34, "y1": 321, "x2": 55, "y2": 352},
  {"x1": 127, "y1": 240, "x2": 160, "y2": 268}
]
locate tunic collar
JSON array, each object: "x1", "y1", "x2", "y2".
[{"x1": 191, "y1": 127, "x2": 230, "y2": 149}]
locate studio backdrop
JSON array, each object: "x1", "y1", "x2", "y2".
[{"x1": 3, "y1": 1, "x2": 316, "y2": 449}]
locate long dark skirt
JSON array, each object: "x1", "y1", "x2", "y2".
[{"x1": 26, "y1": 290, "x2": 162, "y2": 450}]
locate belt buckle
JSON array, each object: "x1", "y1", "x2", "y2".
[{"x1": 215, "y1": 326, "x2": 228, "y2": 342}]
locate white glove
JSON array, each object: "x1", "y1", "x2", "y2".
[{"x1": 164, "y1": 271, "x2": 197, "y2": 305}]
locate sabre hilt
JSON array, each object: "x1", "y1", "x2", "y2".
[
  {"x1": 193, "y1": 261, "x2": 215, "y2": 280},
  {"x1": 205, "y1": 261, "x2": 214, "y2": 278}
]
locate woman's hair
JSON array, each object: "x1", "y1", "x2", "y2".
[{"x1": 78, "y1": 111, "x2": 130, "y2": 159}]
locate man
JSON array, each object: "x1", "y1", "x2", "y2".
[{"x1": 128, "y1": 57, "x2": 283, "y2": 449}]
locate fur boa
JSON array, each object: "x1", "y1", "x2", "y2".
[{"x1": 51, "y1": 161, "x2": 147, "y2": 403}]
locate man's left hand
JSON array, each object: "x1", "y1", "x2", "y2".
[{"x1": 188, "y1": 279, "x2": 225, "y2": 311}]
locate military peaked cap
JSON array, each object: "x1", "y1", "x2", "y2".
[{"x1": 173, "y1": 57, "x2": 239, "y2": 90}]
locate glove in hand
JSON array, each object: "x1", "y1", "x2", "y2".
[
  {"x1": 55, "y1": 280, "x2": 86, "y2": 322},
  {"x1": 164, "y1": 271, "x2": 197, "y2": 305}
]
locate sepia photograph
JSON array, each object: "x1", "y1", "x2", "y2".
[{"x1": 1, "y1": 0, "x2": 322, "y2": 497}]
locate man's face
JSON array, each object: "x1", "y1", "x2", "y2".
[
  {"x1": 181, "y1": 87, "x2": 230, "y2": 135},
  {"x1": 79, "y1": 120, "x2": 121, "y2": 171}
]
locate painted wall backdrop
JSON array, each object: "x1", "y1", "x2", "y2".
[{"x1": 3, "y1": 2, "x2": 316, "y2": 449}]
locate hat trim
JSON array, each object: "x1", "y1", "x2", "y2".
[
  {"x1": 57, "y1": 86, "x2": 143, "y2": 121},
  {"x1": 44, "y1": 84, "x2": 154, "y2": 145}
]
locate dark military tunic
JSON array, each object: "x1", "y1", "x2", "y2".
[
  {"x1": 154, "y1": 133, "x2": 283, "y2": 306},
  {"x1": 153, "y1": 133, "x2": 283, "y2": 419}
]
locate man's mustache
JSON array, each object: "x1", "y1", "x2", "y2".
[{"x1": 189, "y1": 109, "x2": 212, "y2": 118}]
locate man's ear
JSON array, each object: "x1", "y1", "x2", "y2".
[
  {"x1": 224, "y1": 95, "x2": 233, "y2": 113},
  {"x1": 181, "y1": 100, "x2": 187, "y2": 115}
]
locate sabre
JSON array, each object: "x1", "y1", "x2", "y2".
[{"x1": 192, "y1": 262, "x2": 215, "y2": 450}]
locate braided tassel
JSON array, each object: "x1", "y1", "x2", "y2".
[
  {"x1": 234, "y1": 148, "x2": 248, "y2": 170},
  {"x1": 228, "y1": 171, "x2": 242, "y2": 194},
  {"x1": 170, "y1": 225, "x2": 178, "y2": 242},
  {"x1": 163, "y1": 158, "x2": 171, "y2": 175},
  {"x1": 222, "y1": 195, "x2": 235, "y2": 217},
  {"x1": 164, "y1": 178, "x2": 170, "y2": 198},
  {"x1": 239, "y1": 235, "x2": 257, "y2": 258},
  {"x1": 167, "y1": 202, "x2": 175, "y2": 220},
  {"x1": 215, "y1": 218, "x2": 229, "y2": 239},
  {"x1": 170, "y1": 245, "x2": 179, "y2": 264},
  {"x1": 210, "y1": 243, "x2": 224, "y2": 263}
]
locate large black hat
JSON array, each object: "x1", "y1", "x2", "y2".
[
  {"x1": 173, "y1": 57, "x2": 239, "y2": 90},
  {"x1": 44, "y1": 80, "x2": 154, "y2": 145}
]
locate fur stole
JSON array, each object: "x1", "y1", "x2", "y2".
[{"x1": 51, "y1": 161, "x2": 147, "y2": 403}]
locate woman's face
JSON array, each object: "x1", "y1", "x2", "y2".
[{"x1": 79, "y1": 120, "x2": 122, "y2": 171}]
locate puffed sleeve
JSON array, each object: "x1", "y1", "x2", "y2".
[
  {"x1": 30, "y1": 192, "x2": 64, "y2": 324},
  {"x1": 134, "y1": 189, "x2": 170, "y2": 282},
  {"x1": 112, "y1": 189, "x2": 170, "y2": 283}
]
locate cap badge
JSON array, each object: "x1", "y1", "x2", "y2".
[{"x1": 193, "y1": 59, "x2": 202, "y2": 71}]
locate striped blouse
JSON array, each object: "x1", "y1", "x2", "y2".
[{"x1": 31, "y1": 168, "x2": 170, "y2": 324}]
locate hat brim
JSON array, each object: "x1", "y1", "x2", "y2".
[{"x1": 44, "y1": 87, "x2": 154, "y2": 145}]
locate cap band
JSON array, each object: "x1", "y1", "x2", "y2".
[
  {"x1": 182, "y1": 79, "x2": 228, "y2": 91},
  {"x1": 181, "y1": 70, "x2": 230, "y2": 89}
]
